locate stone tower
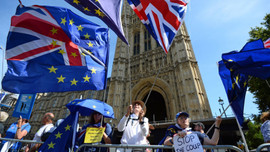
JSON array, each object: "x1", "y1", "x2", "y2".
[{"x1": 107, "y1": 1, "x2": 212, "y2": 123}]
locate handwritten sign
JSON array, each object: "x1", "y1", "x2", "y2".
[
  {"x1": 84, "y1": 127, "x2": 105, "y2": 143},
  {"x1": 173, "y1": 133, "x2": 203, "y2": 152}
]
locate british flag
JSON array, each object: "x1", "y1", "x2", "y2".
[
  {"x1": 2, "y1": 5, "x2": 109, "y2": 93},
  {"x1": 264, "y1": 38, "x2": 270, "y2": 48},
  {"x1": 127, "y1": 0, "x2": 189, "y2": 54}
]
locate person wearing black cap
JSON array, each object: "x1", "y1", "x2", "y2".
[
  {"x1": 118, "y1": 100, "x2": 149, "y2": 145},
  {"x1": 161, "y1": 112, "x2": 222, "y2": 147}
]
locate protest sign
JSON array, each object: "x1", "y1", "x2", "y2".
[
  {"x1": 84, "y1": 127, "x2": 105, "y2": 143},
  {"x1": 12, "y1": 94, "x2": 36, "y2": 119},
  {"x1": 173, "y1": 133, "x2": 203, "y2": 152}
]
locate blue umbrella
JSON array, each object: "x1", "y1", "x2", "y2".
[
  {"x1": 66, "y1": 99, "x2": 114, "y2": 118},
  {"x1": 103, "y1": 102, "x2": 115, "y2": 119}
]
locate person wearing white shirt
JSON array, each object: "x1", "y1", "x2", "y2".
[
  {"x1": 29, "y1": 112, "x2": 54, "y2": 152},
  {"x1": 118, "y1": 100, "x2": 149, "y2": 145}
]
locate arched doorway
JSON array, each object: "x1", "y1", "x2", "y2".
[{"x1": 143, "y1": 91, "x2": 167, "y2": 122}]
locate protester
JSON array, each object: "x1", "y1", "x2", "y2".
[
  {"x1": 117, "y1": 100, "x2": 149, "y2": 145},
  {"x1": 1, "y1": 116, "x2": 31, "y2": 152},
  {"x1": 76, "y1": 111, "x2": 112, "y2": 152},
  {"x1": 29, "y1": 112, "x2": 54, "y2": 152},
  {"x1": 193, "y1": 122, "x2": 209, "y2": 138},
  {"x1": 260, "y1": 111, "x2": 270, "y2": 143},
  {"x1": 161, "y1": 112, "x2": 222, "y2": 147},
  {"x1": 0, "y1": 111, "x2": 9, "y2": 139}
]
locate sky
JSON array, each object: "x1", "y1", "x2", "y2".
[{"x1": 0, "y1": 0, "x2": 269, "y2": 119}]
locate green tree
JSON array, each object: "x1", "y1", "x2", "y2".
[
  {"x1": 248, "y1": 13, "x2": 270, "y2": 113},
  {"x1": 245, "y1": 121, "x2": 264, "y2": 150}
]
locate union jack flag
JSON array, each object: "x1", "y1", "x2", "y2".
[
  {"x1": 2, "y1": 5, "x2": 109, "y2": 93},
  {"x1": 264, "y1": 38, "x2": 270, "y2": 48},
  {"x1": 127, "y1": 0, "x2": 189, "y2": 54}
]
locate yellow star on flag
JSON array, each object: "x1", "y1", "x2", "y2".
[
  {"x1": 84, "y1": 7, "x2": 90, "y2": 12},
  {"x1": 81, "y1": 53, "x2": 86, "y2": 56},
  {"x1": 87, "y1": 41, "x2": 93, "y2": 47},
  {"x1": 84, "y1": 33, "x2": 90, "y2": 39},
  {"x1": 91, "y1": 68, "x2": 96, "y2": 74},
  {"x1": 51, "y1": 40, "x2": 58, "y2": 47},
  {"x1": 83, "y1": 75, "x2": 91, "y2": 82},
  {"x1": 65, "y1": 124, "x2": 71, "y2": 131},
  {"x1": 55, "y1": 132, "x2": 62, "y2": 139},
  {"x1": 71, "y1": 52, "x2": 78, "y2": 58},
  {"x1": 244, "y1": 81, "x2": 247, "y2": 87},
  {"x1": 48, "y1": 142, "x2": 55, "y2": 149},
  {"x1": 70, "y1": 78, "x2": 78, "y2": 86},
  {"x1": 28, "y1": 96, "x2": 32, "y2": 99},
  {"x1": 95, "y1": 9, "x2": 102, "y2": 16},
  {"x1": 73, "y1": 0, "x2": 80, "y2": 5},
  {"x1": 58, "y1": 49, "x2": 65, "y2": 55},
  {"x1": 77, "y1": 25, "x2": 84, "y2": 31},
  {"x1": 69, "y1": 19, "x2": 74, "y2": 25},
  {"x1": 232, "y1": 82, "x2": 235, "y2": 89},
  {"x1": 93, "y1": 105, "x2": 96, "y2": 108},
  {"x1": 48, "y1": 66, "x2": 58, "y2": 74},
  {"x1": 50, "y1": 27, "x2": 58, "y2": 35},
  {"x1": 99, "y1": 12, "x2": 105, "y2": 18},
  {"x1": 61, "y1": 17, "x2": 67, "y2": 25},
  {"x1": 107, "y1": 111, "x2": 110, "y2": 114},
  {"x1": 95, "y1": 0, "x2": 99, "y2": 2},
  {"x1": 57, "y1": 75, "x2": 65, "y2": 83},
  {"x1": 228, "y1": 59, "x2": 234, "y2": 62}
]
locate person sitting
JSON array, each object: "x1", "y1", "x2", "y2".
[
  {"x1": 118, "y1": 100, "x2": 149, "y2": 145},
  {"x1": 260, "y1": 111, "x2": 270, "y2": 143},
  {"x1": 1, "y1": 116, "x2": 31, "y2": 152},
  {"x1": 76, "y1": 111, "x2": 112, "y2": 152},
  {"x1": 161, "y1": 112, "x2": 222, "y2": 147},
  {"x1": 29, "y1": 112, "x2": 54, "y2": 152}
]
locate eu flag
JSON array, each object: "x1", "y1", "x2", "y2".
[
  {"x1": 218, "y1": 61, "x2": 249, "y2": 125},
  {"x1": 1, "y1": 5, "x2": 109, "y2": 93},
  {"x1": 38, "y1": 113, "x2": 78, "y2": 152},
  {"x1": 65, "y1": 0, "x2": 128, "y2": 45},
  {"x1": 222, "y1": 39, "x2": 270, "y2": 80}
]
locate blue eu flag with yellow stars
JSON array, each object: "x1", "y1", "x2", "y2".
[
  {"x1": 38, "y1": 113, "x2": 78, "y2": 152},
  {"x1": 2, "y1": 5, "x2": 109, "y2": 93},
  {"x1": 218, "y1": 60, "x2": 249, "y2": 125},
  {"x1": 222, "y1": 39, "x2": 270, "y2": 80}
]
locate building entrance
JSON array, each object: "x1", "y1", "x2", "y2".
[{"x1": 143, "y1": 91, "x2": 167, "y2": 122}]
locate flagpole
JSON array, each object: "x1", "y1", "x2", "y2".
[
  {"x1": 71, "y1": 111, "x2": 79, "y2": 152},
  {"x1": 0, "y1": 46, "x2": 4, "y2": 93},
  {"x1": 234, "y1": 111, "x2": 249, "y2": 152},
  {"x1": 206, "y1": 102, "x2": 232, "y2": 135}
]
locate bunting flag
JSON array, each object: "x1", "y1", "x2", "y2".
[
  {"x1": 1, "y1": 5, "x2": 109, "y2": 93},
  {"x1": 38, "y1": 113, "x2": 78, "y2": 152},
  {"x1": 222, "y1": 39, "x2": 270, "y2": 80},
  {"x1": 218, "y1": 60, "x2": 248, "y2": 125},
  {"x1": 127, "y1": 0, "x2": 189, "y2": 54},
  {"x1": 65, "y1": 0, "x2": 128, "y2": 45}
]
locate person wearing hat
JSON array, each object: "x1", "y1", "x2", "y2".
[
  {"x1": 0, "y1": 111, "x2": 9, "y2": 139},
  {"x1": 193, "y1": 122, "x2": 209, "y2": 138},
  {"x1": 118, "y1": 100, "x2": 149, "y2": 145},
  {"x1": 160, "y1": 112, "x2": 222, "y2": 147}
]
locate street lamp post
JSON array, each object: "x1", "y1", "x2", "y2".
[{"x1": 218, "y1": 97, "x2": 227, "y2": 118}]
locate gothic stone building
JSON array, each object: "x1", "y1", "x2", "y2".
[{"x1": 5, "y1": 1, "x2": 212, "y2": 139}]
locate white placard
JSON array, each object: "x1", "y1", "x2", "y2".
[{"x1": 173, "y1": 133, "x2": 203, "y2": 152}]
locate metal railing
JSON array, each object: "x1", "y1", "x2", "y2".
[
  {"x1": 76, "y1": 144, "x2": 243, "y2": 152},
  {"x1": 256, "y1": 143, "x2": 270, "y2": 152},
  {"x1": 0, "y1": 138, "x2": 245, "y2": 152}
]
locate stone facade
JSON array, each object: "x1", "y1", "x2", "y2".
[
  {"x1": 4, "y1": 1, "x2": 212, "y2": 139},
  {"x1": 107, "y1": 1, "x2": 212, "y2": 124}
]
